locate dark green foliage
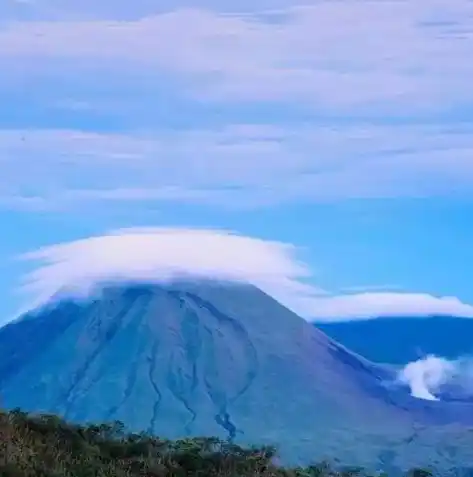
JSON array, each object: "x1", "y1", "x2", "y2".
[{"x1": 0, "y1": 409, "x2": 435, "y2": 477}]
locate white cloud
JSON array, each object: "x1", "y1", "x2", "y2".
[
  {"x1": 18, "y1": 227, "x2": 322, "y2": 313},
  {"x1": 0, "y1": 0, "x2": 322, "y2": 20},
  {"x1": 16, "y1": 227, "x2": 473, "y2": 322},
  {"x1": 1, "y1": 1, "x2": 472, "y2": 209},
  {"x1": 311, "y1": 292, "x2": 473, "y2": 322},
  {"x1": 1, "y1": 1, "x2": 473, "y2": 110},
  {"x1": 2, "y1": 124, "x2": 473, "y2": 209}
]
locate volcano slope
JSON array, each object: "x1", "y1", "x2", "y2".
[{"x1": 1, "y1": 280, "x2": 473, "y2": 472}]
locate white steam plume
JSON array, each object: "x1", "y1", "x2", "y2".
[
  {"x1": 398, "y1": 355, "x2": 456, "y2": 401},
  {"x1": 13, "y1": 227, "x2": 473, "y2": 323},
  {"x1": 398, "y1": 355, "x2": 473, "y2": 401}
]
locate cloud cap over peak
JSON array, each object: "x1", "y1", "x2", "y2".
[
  {"x1": 18, "y1": 227, "x2": 319, "y2": 313},
  {"x1": 16, "y1": 227, "x2": 473, "y2": 322}
]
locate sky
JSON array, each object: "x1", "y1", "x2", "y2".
[{"x1": 1, "y1": 0, "x2": 473, "y2": 322}]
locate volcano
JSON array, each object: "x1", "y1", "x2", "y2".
[{"x1": 1, "y1": 280, "x2": 473, "y2": 471}]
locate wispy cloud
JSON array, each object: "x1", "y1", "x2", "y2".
[
  {"x1": 2, "y1": 123, "x2": 473, "y2": 209},
  {"x1": 16, "y1": 227, "x2": 473, "y2": 321},
  {"x1": 1, "y1": 0, "x2": 472, "y2": 210},
  {"x1": 311, "y1": 292, "x2": 473, "y2": 322},
  {"x1": 1, "y1": 1, "x2": 473, "y2": 110}
]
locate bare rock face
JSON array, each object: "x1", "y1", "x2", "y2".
[{"x1": 1, "y1": 280, "x2": 473, "y2": 471}]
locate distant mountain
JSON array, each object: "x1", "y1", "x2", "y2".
[
  {"x1": 2, "y1": 281, "x2": 473, "y2": 471},
  {"x1": 318, "y1": 316, "x2": 473, "y2": 364}
]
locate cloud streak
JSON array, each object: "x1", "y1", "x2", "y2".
[
  {"x1": 16, "y1": 227, "x2": 473, "y2": 322},
  {"x1": 2, "y1": 123, "x2": 473, "y2": 210},
  {"x1": 1, "y1": 1, "x2": 473, "y2": 110},
  {"x1": 1, "y1": 1, "x2": 472, "y2": 210},
  {"x1": 311, "y1": 293, "x2": 473, "y2": 322}
]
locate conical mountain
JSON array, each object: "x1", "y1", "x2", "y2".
[{"x1": 1, "y1": 280, "x2": 473, "y2": 470}]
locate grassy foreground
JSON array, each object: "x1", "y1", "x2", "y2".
[{"x1": 0, "y1": 409, "x2": 434, "y2": 477}]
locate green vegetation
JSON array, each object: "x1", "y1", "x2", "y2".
[{"x1": 0, "y1": 409, "x2": 433, "y2": 477}]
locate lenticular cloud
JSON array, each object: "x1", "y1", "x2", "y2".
[
  {"x1": 18, "y1": 227, "x2": 321, "y2": 315},
  {"x1": 15, "y1": 226, "x2": 473, "y2": 322}
]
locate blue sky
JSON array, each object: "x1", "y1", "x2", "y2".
[{"x1": 1, "y1": 0, "x2": 473, "y2": 321}]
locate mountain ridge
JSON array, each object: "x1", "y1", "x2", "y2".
[{"x1": 318, "y1": 316, "x2": 473, "y2": 364}]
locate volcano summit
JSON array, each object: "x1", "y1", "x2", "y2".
[{"x1": 2, "y1": 280, "x2": 473, "y2": 471}]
